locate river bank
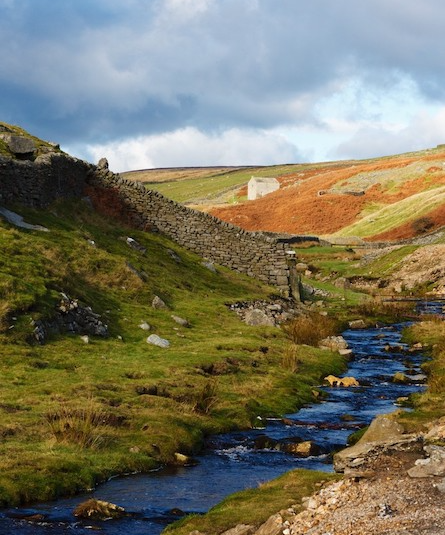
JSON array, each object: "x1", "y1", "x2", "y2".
[{"x1": 1, "y1": 314, "x2": 433, "y2": 534}]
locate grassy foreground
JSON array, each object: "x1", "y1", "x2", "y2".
[{"x1": 0, "y1": 200, "x2": 347, "y2": 507}]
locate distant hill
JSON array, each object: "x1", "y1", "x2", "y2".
[{"x1": 129, "y1": 148, "x2": 445, "y2": 241}]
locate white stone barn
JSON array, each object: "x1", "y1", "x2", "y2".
[{"x1": 247, "y1": 176, "x2": 280, "y2": 200}]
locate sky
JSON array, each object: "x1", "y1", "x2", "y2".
[{"x1": 2, "y1": 0, "x2": 445, "y2": 172}]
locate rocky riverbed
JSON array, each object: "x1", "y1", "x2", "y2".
[{"x1": 215, "y1": 418, "x2": 445, "y2": 535}]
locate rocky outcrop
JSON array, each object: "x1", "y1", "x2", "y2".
[
  {"x1": 227, "y1": 298, "x2": 300, "y2": 326},
  {"x1": 32, "y1": 294, "x2": 108, "y2": 344}
]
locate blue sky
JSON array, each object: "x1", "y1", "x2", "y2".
[{"x1": 2, "y1": 0, "x2": 445, "y2": 171}]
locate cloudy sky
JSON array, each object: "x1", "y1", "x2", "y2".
[{"x1": 2, "y1": 0, "x2": 445, "y2": 172}]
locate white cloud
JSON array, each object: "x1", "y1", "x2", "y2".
[
  {"x1": 81, "y1": 127, "x2": 301, "y2": 172},
  {"x1": 334, "y1": 108, "x2": 445, "y2": 160}
]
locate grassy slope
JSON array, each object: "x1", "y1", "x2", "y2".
[
  {"x1": 131, "y1": 148, "x2": 445, "y2": 240},
  {"x1": 131, "y1": 165, "x2": 304, "y2": 204},
  {"x1": 335, "y1": 186, "x2": 445, "y2": 238},
  {"x1": 0, "y1": 200, "x2": 347, "y2": 507},
  {"x1": 164, "y1": 243, "x2": 445, "y2": 535}
]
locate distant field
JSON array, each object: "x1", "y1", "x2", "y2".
[
  {"x1": 120, "y1": 147, "x2": 445, "y2": 240},
  {"x1": 124, "y1": 164, "x2": 304, "y2": 204}
]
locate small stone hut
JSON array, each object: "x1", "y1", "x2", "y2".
[{"x1": 247, "y1": 176, "x2": 280, "y2": 200}]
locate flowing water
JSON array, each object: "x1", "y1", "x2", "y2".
[{"x1": 1, "y1": 307, "x2": 438, "y2": 535}]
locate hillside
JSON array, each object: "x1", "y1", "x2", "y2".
[
  {"x1": 0, "y1": 123, "x2": 351, "y2": 507},
  {"x1": 132, "y1": 147, "x2": 445, "y2": 241},
  {"x1": 2, "y1": 124, "x2": 445, "y2": 535}
]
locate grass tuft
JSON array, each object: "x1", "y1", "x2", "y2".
[
  {"x1": 45, "y1": 397, "x2": 111, "y2": 449},
  {"x1": 283, "y1": 314, "x2": 338, "y2": 346}
]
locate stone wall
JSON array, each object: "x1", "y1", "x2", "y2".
[
  {"x1": 0, "y1": 152, "x2": 91, "y2": 207},
  {"x1": 0, "y1": 150, "x2": 297, "y2": 296},
  {"x1": 86, "y1": 168, "x2": 296, "y2": 296}
]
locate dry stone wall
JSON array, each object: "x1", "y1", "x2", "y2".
[
  {"x1": 87, "y1": 168, "x2": 295, "y2": 296},
  {"x1": 0, "y1": 149, "x2": 296, "y2": 296},
  {"x1": 0, "y1": 152, "x2": 91, "y2": 207}
]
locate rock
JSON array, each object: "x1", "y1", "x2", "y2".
[
  {"x1": 152, "y1": 295, "x2": 168, "y2": 310},
  {"x1": 324, "y1": 375, "x2": 360, "y2": 387},
  {"x1": 338, "y1": 348, "x2": 353, "y2": 357},
  {"x1": 282, "y1": 440, "x2": 321, "y2": 457},
  {"x1": 254, "y1": 513, "x2": 283, "y2": 535},
  {"x1": 295, "y1": 262, "x2": 309, "y2": 273},
  {"x1": 173, "y1": 452, "x2": 198, "y2": 466},
  {"x1": 0, "y1": 207, "x2": 49, "y2": 231},
  {"x1": 333, "y1": 414, "x2": 419, "y2": 472},
  {"x1": 220, "y1": 525, "x2": 255, "y2": 535},
  {"x1": 202, "y1": 261, "x2": 217, "y2": 273},
  {"x1": 359, "y1": 414, "x2": 406, "y2": 443},
  {"x1": 348, "y1": 319, "x2": 367, "y2": 329},
  {"x1": 126, "y1": 261, "x2": 148, "y2": 281},
  {"x1": 244, "y1": 309, "x2": 276, "y2": 327},
  {"x1": 425, "y1": 417, "x2": 445, "y2": 441},
  {"x1": 73, "y1": 498, "x2": 126, "y2": 520},
  {"x1": 139, "y1": 321, "x2": 151, "y2": 331},
  {"x1": 0, "y1": 134, "x2": 36, "y2": 158},
  {"x1": 97, "y1": 157, "x2": 109, "y2": 170},
  {"x1": 393, "y1": 372, "x2": 427, "y2": 384},
  {"x1": 319, "y1": 336, "x2": 348, "y2": 352},
  {"x1": 167, "y1": 249, "x2": 182, "y2": 263},
  {"x1": 32, "y1": 295, "x2": 108, "y2": 344},
  {"x1": 147, "y1": 334, "x2": 170, "y2": 348},
  {"x1": 254, "y1": 435, "x2": 279, "y2": 450},
  {"x1": 80, "y1": 335, "x2": 89, "y2": 344},
  {"x1": 408, "y1": 445, "x2": 445, "y2": 478},
  {"x1": 126, "y1": 236, "x2": 146, "y2": 254},
  {"x1": 171, "y1": 315, "x2": 190, "y2": 327}
]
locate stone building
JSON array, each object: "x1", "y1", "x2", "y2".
[{"x1": 247, "y1": 176, "x2": 280, "y2": 200}]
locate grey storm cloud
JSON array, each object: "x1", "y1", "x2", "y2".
[{"x1": 1, "y1": 0, "x2": 445, "y2": 147}]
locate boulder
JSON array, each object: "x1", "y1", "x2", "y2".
[
  {"x1": 221, "y1": 525, "x2": 255, "y2": 535},
  {"x1": 319, "y1": 336, "x2": 348, "y2": 352},
  {"x1": 171, "y1": 315, "x2": 190, "y2": 327},
  {"x1": 244, "y1": 309, "x2": 275, "y2": 327},
  {"x1": 358, "y1": 414, "x2": 405, "y2": 443},
  {"x1": 73, "y1": 499, "x2": 126, "y2": 520},
  {"x1": 0, "y1": 134, "x2": 36, "y2": 157},
  {"x1": 408, "y1": 445, "x2": 445, "y2": 478},
  {"x1": 202, "y1": 261, "x2": 217, "y2": 273},
  {"x1": 348, "y1": 319, "x2": 367, "y2": 329},
  {"x1": 147, "y1": 334, "x2": 170, "y2": 348},
  {"x1": 425, "y1": 417, "x2": 445, "y2": 441},
  {"x1": 152, "y1": 295, "x2": 168, "y2": 310},
  {"x1": 281, "y1": 440, "x2": 321, "y2": 457},
  {"x1": 97, "y1": 157, "x2": 109, "y2": 170},
  {"x1": 254, "y1": 513, "x2": 284, "y2": 535},
  {"x1": 393, "y1": 372, "x2": 426, "y2": 384},
  {"x1": 333, "y1": 414, "x2": 420, "y2": 472},
  {"x1": 324, "y1": 375, "x2": 359, "y2": 387},
  {"x1": 139, "y1": 321, "x2": 151, "y2": 331},
  {"x1": 173, "y1": 452, "x2": 198, "y2": 466}
]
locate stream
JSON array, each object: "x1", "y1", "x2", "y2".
[{"x1": 1, "y1": 304, "x2": 439, "y2": 535}]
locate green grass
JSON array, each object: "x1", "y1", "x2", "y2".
[
  {"x1": 335, "y1": 187, "x2": 445, "y2": 238},
  {"x1": 0, "y1": 200, "x2": 347, "y2": 506},
  {"x1": 148, "y1": 165, "x2": 305, "y2": 203},
  {"x1": 165, "y1": 469, "x2": 341, "y2": 535},
  {"x1": 398, "y1": 320, "x2": 445, "y2": 431}
]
